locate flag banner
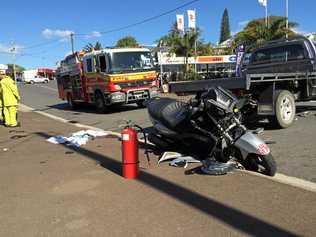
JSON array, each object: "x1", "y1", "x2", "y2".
[
  {"x1": 258, "y1": 0, "x2": 267, "y2": 7},
  {"x1": 176, "y1": 14, "x2": 184, "y2": 32},
  {"x1": 235, "y1": 44, "x2": 245, "y2": 77},
  {"x1": 187, "y1": 10, "x2": 196, "y2": 29}
]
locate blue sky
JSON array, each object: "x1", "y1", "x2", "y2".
[{"x1": 0, "y1": 0, "x2": 315, "y2": 69}]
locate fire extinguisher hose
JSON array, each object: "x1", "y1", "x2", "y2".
[{"x1": 133, "y1": 125, "x2": 151, "y2": 166}]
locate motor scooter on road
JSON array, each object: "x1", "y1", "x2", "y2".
[{"x1": 146, "y1": 87, "x2": 277, "y2": 176}]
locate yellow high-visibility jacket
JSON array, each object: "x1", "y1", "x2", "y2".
[
  {"x1": 0, "y1": 83, "x2": 3, "y2": 108},
  {"x1": 0, "y1": 76, "x2": 20, "y2": 106}
]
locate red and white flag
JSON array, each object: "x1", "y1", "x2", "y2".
[
  {"x1": 176, "y1": 14, "x2": 184, "y2": 32},
  {"x1": 187, "y1": 10, "x2": 196, "y2": 29}
]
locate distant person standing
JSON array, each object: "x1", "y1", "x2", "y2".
[{"x1": 0, "y1": 71, "x2": 20, "y2": 127}]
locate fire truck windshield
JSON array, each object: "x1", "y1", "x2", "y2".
[{"x1": 109, "y1": 51, "x2": 154, "y2": 73}]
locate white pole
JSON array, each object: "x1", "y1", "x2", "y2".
[
  {"x1": 286, "y1": 0, "x2": 289, "y2": 39},
  {"x1": 194, "y1": 39, "x2": 197, "y2": 74},
  {"x1": 194, "y1": 9, "x2": 197, "y2": 75},
  {"x1": 265, "y1": 4, "x2": 268, "y2": 28},
  {"x1": 159, "y1": 41, "x2": 163, "y2": 88}
]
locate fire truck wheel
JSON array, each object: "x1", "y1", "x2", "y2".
[
  {"x1": 95, "y1": 92, "x2": 106, "y2": 113},
  {"x1": 67, "y1": 94, "x2": 77, "y2": 110}
]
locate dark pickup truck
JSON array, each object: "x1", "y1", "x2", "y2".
[{"x1": 169, "y1": 37, "x2": 316, "y2": 128}]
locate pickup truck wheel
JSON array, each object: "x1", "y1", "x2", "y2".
[
  {"x1": 95, "y1": 93, "x2": 106, "y2": 113},
  {"x1": 136, "y1": 100, "x2": 146, "y2": 108},
  {"x1": 271, "y1": 90, "x2": 295, "y2": 128}
]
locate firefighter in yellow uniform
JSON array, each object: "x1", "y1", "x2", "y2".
[
  {"x1": 0, "y1": 80, "x2": 3, "y2": 124},
  {"x1": 0, "y1": 72, "x2": 20, "y2": 127}
]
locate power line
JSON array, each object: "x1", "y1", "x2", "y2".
[
  {"x1": 75, "y1": 0, "x2": 200, "y2": 36},
  {"x1": 22, "y1": 38, "x2": 62, "y2": 50},
  {"x1": 2, "y1": 0, "x2": 200, "y2": 53}
]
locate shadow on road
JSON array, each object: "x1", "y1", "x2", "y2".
[
  {"x1": 47, "y1": 103, "x2": 142, "y2": 115},
  {"x1": 244, "y1": 104, "x2": 316, "y2": 131},
  {"x1": 36, "y1": 131, "x2": 299, "y2": 237},
  {"x1": 296, "y1": 104, "x2": 316, "y2": 113}
]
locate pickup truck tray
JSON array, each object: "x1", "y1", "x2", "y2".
[{"x1": 168, "y1": 77, "x2": 247, "y2": 93}]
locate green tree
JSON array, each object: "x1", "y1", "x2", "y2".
[
  {"x1": 197, "y1": 42, "x2": 214, "y2": 56},
  {"x1": 233, "y1": 16, "x2": 298, "y2": 52},
  {"x1": 7, "y1": 64, "x2": 25, "y2": 73},
  {"x1": 83, "y1": 41, "x2": 102, "y2": 53},
  {"x1": 219, "y1": 8, "x2": 231, "y2": 44},
  {"x1": 6, "y1": 64, "x2": 25, "y2": 79},
  {"x1": 116, "y1": 36, "x2": 139, "y2": 48},
  {"x1": 157, "y1": 22, "x2": 215, "y2": 79}
]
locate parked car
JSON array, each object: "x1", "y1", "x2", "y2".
[{"x1": 24, "y1": 76, "x2": 49, "y2": 84}]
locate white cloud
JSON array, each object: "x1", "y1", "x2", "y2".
[
  {"x1": 42, "y1": 28, "x2": 74, "y2": 41},
  {"x1": 84, "y1": 31, "x2": 102, "y2": 39}
]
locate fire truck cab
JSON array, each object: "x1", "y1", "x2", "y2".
[{"x1": 56, "y1": 47, "x2": 158, "y2": 112}]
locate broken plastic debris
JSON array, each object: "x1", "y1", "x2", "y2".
[
  {"x1": 169, "y1": 156, "x2": 201, "y2": 168},
  {"x1": 46, "y1": 130, "x2": 109, "y2": 147},
  {"x1": 158, "y1": 152, "x2": 183, "y2": 164},
  {"x1": 158, "y1": 151, "x2": 201, "y2": 167}
]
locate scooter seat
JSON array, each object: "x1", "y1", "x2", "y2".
[{"x1": 147, "y1": 98, "x2": 190, "y2": 129}]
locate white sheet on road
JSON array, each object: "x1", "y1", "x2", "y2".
[{"x1": 46, "y1": 130, "x2": 109, "y2": 147}]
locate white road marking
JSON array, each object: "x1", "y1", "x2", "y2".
[
  {"x1": 240, "y1": 170, "x2": 316, "y2": 193},
  {"x1": 19, "y1": 103, "x2": 121, "y2": 137},
  {"x1": 19, "y1": 103, "x2": 316, "y2": 193}
]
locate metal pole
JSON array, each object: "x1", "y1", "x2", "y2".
[
  {"x1": 194, "y1": 9, "x2": 197, "y2": 75},
  {"x1": 70, "y1": 33, "x2": 75, "y2": 55},
  {"x1": 286, "y1": 0, "x2": 289, "y2": 39},
  {"x1": 265, "y1": 4, "x2": 268, "y2": 28},
  {"x1": 159, "y1": 41, "x2": 163, "y2": 89},
  {"x1": 10, "y1": 43, "x2": 17, "y2": 82},
  {"x1": 194, "y1": 39, "x2": 197, "y2": 74},
  {"x1": 13, "y1": 53, "x2": 16, "y2": 83}
]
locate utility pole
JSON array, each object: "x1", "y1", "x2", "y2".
[
  {"x1": 10, "y1": 42, "x2": 17, "y2": 82},
  {"x1": 193, "y1": 9, "x2": 197, "y2": 76},
  {"x1": 70, "y1": 33, "x2": 75, "y2": 55},
  {"x1": 286, "y1": 0, "x2": 289, "y2": 39}
]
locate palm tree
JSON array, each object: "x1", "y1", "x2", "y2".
[
  {"x1": 168, "y1": 29, "x2": 200, "y2": 76},
  {"x1": 83, "y1": 41, "x2": 102, "y2": 53},
  {"x1": 233, "y1": 16, "x2": 298, "y2": 52}
]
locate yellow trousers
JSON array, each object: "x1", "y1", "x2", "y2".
[{"x1": 3, "y1": 106, "x2": 18, "y2": 126}]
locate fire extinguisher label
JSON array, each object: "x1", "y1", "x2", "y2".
[{"x1": 122, "y1": 134, "x2": 130, "y2": 141}]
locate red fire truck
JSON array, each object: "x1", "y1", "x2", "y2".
[{"x1": 56, "y1": 48, "x2": 158, "y2": 112}]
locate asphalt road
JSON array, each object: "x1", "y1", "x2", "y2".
[
  {"x1": 18, "y1": 81, "x2": 316, "y2": 182},
  {"x1": 18, "y1": 81, "x2": 151, "y2": 131}
]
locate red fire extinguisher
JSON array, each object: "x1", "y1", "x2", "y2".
[{"x1": 121, "y1": 127, "x2": 139, "y2": 179}]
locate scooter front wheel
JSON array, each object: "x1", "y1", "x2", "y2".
[{"x1": 244, "y1": 153, "x2": 277, "y2": 177}]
